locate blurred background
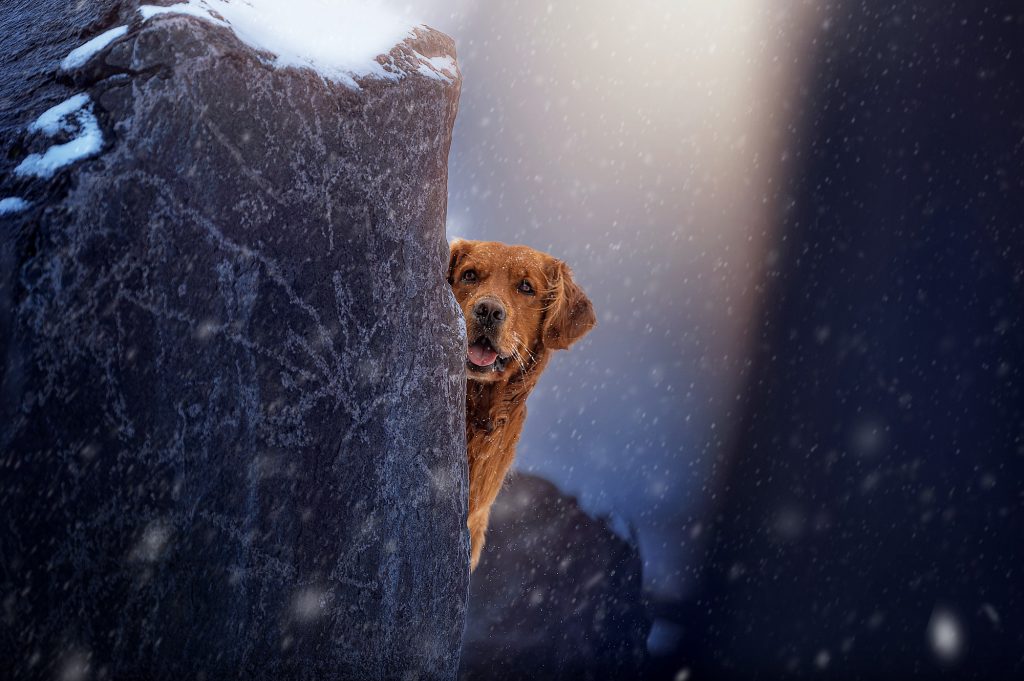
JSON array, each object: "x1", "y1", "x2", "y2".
[
  {"x1": 437, "y1": 0, "x2": 807, "y2": 601},
  {"x1": 402, "y1": 0, "x2": 1023, "y2": 678}
]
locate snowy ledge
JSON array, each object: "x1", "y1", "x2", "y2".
[
  {"x1": 61, "y1": 25, "x2": 129, "y2": 70},
  {"x1": 11, "y1": 1, "x2": 457, "y2": 182},
  {"x1": 0, "y1": 197, "x2": 31, "y2": 215},
  {"x1": 14, "y1": 94, "x2": 103, "y2": 179},
  {"x1": 137, "y1": 0, "x2": 458, "y2": 89}
]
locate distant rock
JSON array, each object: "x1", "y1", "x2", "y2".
[
  {"x1": 1, "y1": 2, "x2": 467, "y2": 679},
  {"x1": 460, "y1": 474, "x2": 650, "y2": 680}
]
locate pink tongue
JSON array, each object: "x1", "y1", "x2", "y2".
[{"x1": 468, "y1": 343, "x2": 498, "y2": 367}]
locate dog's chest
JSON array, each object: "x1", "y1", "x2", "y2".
[{"x1": 465, "y1": 384, "x2": 529, "y2": 463}]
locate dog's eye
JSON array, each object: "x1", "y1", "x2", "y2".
[
  {"x1": 517, "y1": 280, "x2": 535, "y2": 295},
  {"x1": 462, "y1": 270, "x2": 477, "y2": 282}
]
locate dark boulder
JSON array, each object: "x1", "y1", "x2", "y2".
[
  {"x1": 1, "y1": 2, "x2": 467, "y2": 679},
  {"x1": 459, "y1": 473, "x2": 650, "y2": 680}
]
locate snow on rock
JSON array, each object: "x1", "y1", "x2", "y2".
[
  {"x1": 138, "y1": 2, "x2": 230, "y2": 25},
  {"x1": 416, "y1": 54, "x2": 459, "y2": 83},
  {"x1": 0, "y1": 197, "x2": 30, "y2": 215},
  {"x1": 27, "y1": 92, "x2": 92, "y2": 134},
  {"x1": 138, "y1": 0, "x2": 449, "y2": 88},
  {"x1": 14, "y1": 93, "x2": 103, "y2": 178},
  {"x1": 60, "y1": 25, "x2": 129, "y2": 70}
]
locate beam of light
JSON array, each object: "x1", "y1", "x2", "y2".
[{"x1": 402, "y1": 0, "x2": 817, "y2": 598}]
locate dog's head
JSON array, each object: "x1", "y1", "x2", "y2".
[{"x1": 448, "y1": 239, "x2": 596, "y2": 383}]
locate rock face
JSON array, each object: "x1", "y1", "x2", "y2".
[
  {"x1": 1, "y1": 2, "x2": 467, "y2": 680},
  {"x1": 459, "y1": 474, "x2": 650, "y2": 680}
]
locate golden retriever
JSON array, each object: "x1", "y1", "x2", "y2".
[{"x1": 447, "y1": 239, "x2": 596, "y2": 570}]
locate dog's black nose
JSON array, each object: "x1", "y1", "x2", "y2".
[{"x1": 473, "y1": 298, "x2": 506, "y2": 325}]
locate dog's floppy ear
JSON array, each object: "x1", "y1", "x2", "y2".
[
  {"x1": 447, "y1": 238, "x2": 472, "y2": 285},
  {"x1": 543, "y1": 259, "x2": 596, "y2": 351}
]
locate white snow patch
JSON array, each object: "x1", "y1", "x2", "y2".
[
  {"x1": 15, "y1": 94, "x2": 103, "y2": 179},
  {"x1": 0, "y1": 197, "x2": 31, "y2": 215},
  {"x1": 28, "y1": 93, "x2": 91, "y2": 136},
  {"x1": 61, "y1": 25, "x2": 129, "y2": 70},
  {"x1": 415, "y1": 54, "x2": 458, "y2": 82},
  {"x1": 139, "y1": 2, "x2": 228, "y2": 25},
  {"x1": 137, "y1": 0, "x2": 443, "y2": 88}
]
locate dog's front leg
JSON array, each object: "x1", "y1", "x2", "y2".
[{"x1": 466, "y1": 430, "x2": 518, "y2": 570}]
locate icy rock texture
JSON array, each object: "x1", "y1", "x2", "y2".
[
  {"x1": 0, "y1": 2, "x2": 468, "y2": 680},
  {"x1": 460, "y1": 474, "x2": 650, "y2": 680}
]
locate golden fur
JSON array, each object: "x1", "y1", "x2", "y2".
[{"x1": 447, "y1": 239, "x2": 596, "y2": 570}]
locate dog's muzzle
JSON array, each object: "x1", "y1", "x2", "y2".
[{"x1": 467, "y1": 335, "x2": 508, "y2": 373}]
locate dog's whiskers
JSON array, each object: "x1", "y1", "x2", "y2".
[
  {"x1": 507, "y1": 332, "x2": 530, "y2": 373},
  {"x1": 522, "y1": 344, "x2": 536, "y2": 362}
]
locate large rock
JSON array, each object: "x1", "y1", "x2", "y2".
[
  {"x1": 460, "y1": 474, "x2": 650, "y2": 680},
  {"x1": 1, "y1": 2, "x2": 468, "y2": 679}
]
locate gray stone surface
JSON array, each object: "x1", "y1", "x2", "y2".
[
  {"x1": 460, "y1": 474, "x2": 649, "y2": 681},
  {"x1": 1, "y1": 2, "x2": 468, "y2": 679}
]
